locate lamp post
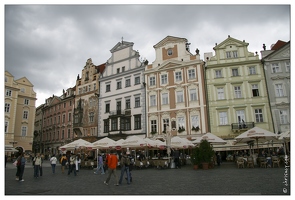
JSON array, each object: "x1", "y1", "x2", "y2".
[{"x1": 165, "y1": 125, "x2": 171, "y2": 158}]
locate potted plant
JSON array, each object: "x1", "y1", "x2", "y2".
[
  {"x1": 190, "y1": 146, "x2": 200, "y2": 170},
  {"x1": 198, "y1": 139, "x2": 214, "y2": 170},
  {"x1": 178, "y1": 126, "x2": 185, "y2": 133}
]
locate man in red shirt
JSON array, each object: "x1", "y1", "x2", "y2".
[{"x1": 104, "y1": 150, "x2": 119, "y2": 186}]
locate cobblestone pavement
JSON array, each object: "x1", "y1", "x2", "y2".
[{"x1": 4, "y1": 160, "x2": 290, "y2": 195}]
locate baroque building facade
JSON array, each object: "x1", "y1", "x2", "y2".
[
  {"x1": 261, "y1": 40, "x2": 290, "y2": 134},
  {"x1": 98, "y1": 40, "x2": 147, "y2": 140},
  {"x1": 5, "y1": 71, "x2": 36, "y2": 153},
  {"x1": 204, "y1": 36, "x2": 274, "y2": 139},
  {"x1": 145, "y1": 36, "x2": 208, "y2": 139}
]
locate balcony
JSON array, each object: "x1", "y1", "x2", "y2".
[
  {"x1": 109, "y1": 110, "x2": 131, "y2": 116},
  {"x1": 231, "y1": 122, "x2": 255, "y2": 132}
]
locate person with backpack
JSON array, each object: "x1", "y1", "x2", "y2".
[{"x1": 118, "y1": 151, "x2": 131, "y2": 185}]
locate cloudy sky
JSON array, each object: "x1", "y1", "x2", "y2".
[{"x1": 3, "y1": 2, "x2": 291, "y2": 107}]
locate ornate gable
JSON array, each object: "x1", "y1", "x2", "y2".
[
  {"x1": 153, "y1": 36, "x2": 187, "y2": 48},
  {"x1": 214, "y1": 36, "x2": 248, "y2": 50},
  {"x1": 110, "y1": 41, "x2": 134, "y2": 53}
]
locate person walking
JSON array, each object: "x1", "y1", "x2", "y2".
[
  {"x1": 60, "y1": 154, "x2": 67, "y2": 174},
  {"x1": 50, "y1": 154, "x2": 57, "y2": 174},
  {"x1": 68, "y1": 153, "x2": 77, "y2": 176},
  {"x1": 119, "y1": 151, "x2": 131, "y2": 185},
  {"x1": 94, "y1": 153, "x2": 105, "y2": 175},
  {"x1": 33, "y1": 153, "x2": 42, "y2": 178},
  {"x1": 15, "y1": 153, "x2": 21, "y2": 180},
  {"x1": 18, "y1": 152, "x2": 26, "y2": 182},
  {"x1": 103, "y1": 150, "x2": 119, "y2": 186}
]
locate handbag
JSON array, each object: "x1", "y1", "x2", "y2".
[{"x1": 13, "y1": 160, "x2": 17, "y2": 166}]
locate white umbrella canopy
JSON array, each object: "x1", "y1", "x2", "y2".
[
  {"x1": 59, "y1": 138, "x2": 94, "y2": 151},
  {"x1": 5, "y1": 145, "x2": 19, "y2": 152},
  {"x1": 192, "y1": 132, "x2": 227, "y2": 145},
  {"x1": 235, "y1": 127, "x2": 279, "y2": 150},
  {"x1": 278, "y1": 130, "x2": 290, "y2": 141},
  {"x1": 121, "y1": 136, "x2": 147, "y2": 148},
  {"x1": 92, "y1": 137, "x2": 117, "y2": 149},
  {"x1": 171, "y1": 136, "x2": 193, "y2": 149},
  {"x1": 143, "y1": 138, "x2": 158, "y2": 148}
]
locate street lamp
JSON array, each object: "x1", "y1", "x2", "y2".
[{"x1": 165, "y1": 125, "x2": 171, "y2": 158}]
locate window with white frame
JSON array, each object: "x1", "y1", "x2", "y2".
[
  {"x1": 6, "y1": 89, "x2": 12, "y2": 97},
  {"x1": 62, "y1": 114, "x2": 65, "y2": 123},
  {"x1": 125, "y1": 99, "x2": 131, "y2": 109},
  {"x1": 135, "y1": 96, "x2": 140, "y2": 107},
  {"x1": 89, "y1": 112, "x2": 94, "y2": 123},
  {"x1": 163, "y1": 119, "x2": 169, "y2": 132},
  {"x1": 135, "y1": 76, "x2": 140, "y2": 85},
  {"x1": 249, "y1": 66, "x2": 256, "y2": 75},
  {"x1": 188, "y1": 69, "x2": 196, "y2": 79},
  {"x1": 215, "y1": 70, "x2": 222, "y2": 78},
  {"x1": 161, "y1": 74, "x2": 167, "y2": 85},
  {"x1": 177, "y1": 91, "x2": 184, "y2": 103},
  {"x1": 134, "y1": 115, "x2": 141, "y2": 130},
  {"x1": 151, "y1": 120, "x2": 157, "y2": 133},
  {"x1": 217, "y1": 87, "x2": 225, "y2": 100},
  {"x1": 105, "y1": 102, "x2": 110, "y2": 113},
  {"x1": 111, "y1": 118, "x2": 118, "y2": 131},
  {"x1": 280, "y1": 110, "x2": 288, "y2": 124},
  {"x1": 271, "y1": 63, "x2": 281, "y2": 73},
  {"x1": 106, "y1": 84, "x2": 110, "y2": 92},
  {"x1": 191, "y1": 115, "x2": 199, "y2": 128},
  {"x1": 252, "y1": 84, "x2": 259, "y2": 97},
  {"x1": 234, "y1": 86, "x2": 242, "y2": 98},
  {"x1": 162, "y1": 93, "x2": 168, "y2": 105},
  {"x1": 117, "y1": 81, "x2": 122, "y2": 89},
  {"x1": 232, "y1": 68, "x2": 239, "y2": 76},
  {"x1": 149, "y1": 76, "x2": 156, "y2": 86},
  {"x1": 177, "y1": 117, "x2": 185, "y2": 130},
  {"x1": 21, "y1": 126, "x2": 27, "y2": 136},
  {"x1": 5, "y1": 121, "x2": 8, "y2": 133},
  {"x1": 219, "y1": 111, "x2": 228, "y2": 125},
  {"x1": 175, "y1": 71, "x2": 182, "y2": 82},
  {"x1": 285, "y1": 61, "x2": 290, "y2": 72},
  {"x1": 125, "y1": 78, "x2": 131, "y2": 87},
  {"x1": 190, "y1": 89, "x2": 197, "y2": 101},
  {"x1": 150, "y1": 95, "x2": 156, "y2": 106},
  {"x1": 226, "y1": 51, "x2": 231, "y2": 58},
  {"x1": 254, "y1": 108, "x2": 263, "y2": 122},
  {"x1": 275, "y1": 84, "x2": 284, "y2": 97},
  {"x1": 232, "y1": 51, "x2": 238, "y2": 58},
  {"x1": 78, "y1": 88, "x2": 82, "y2": 94},
  {"x1": 23, "y1": 111, "x2": 28, "y2": 119}
]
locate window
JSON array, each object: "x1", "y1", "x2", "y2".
[
  {"x1": 117, "y1": 68, "x2": 120, "y2": 74},
  {"x1": 162, "y1": 93, "x2": 168, "y2": 105},
  {"x1": 151, "y1": 120, "x2": 157, "y2": 133},
  {"x1": 121, "y1": 117, "x2": 131, "y2": 131},
  {"x1": 111, "y1": 118, "x2": 118, "y2": 131},
  {"x1": 64, "y1": 102, "x2": 66, "y2": 108},
  {"x1": 177, "y1": 91, "x2": 184, "y2": 103},
  {"x1": 188, "y1": 69, "x2": 196, "y2": 79},
  {"x1": 175, "y1": 72, "x2": 182, "y2": 82},
  {"x1": 106, "y1": 84, "x2": 111, "y2": 92},
  {"x1": 215, "y1": 70, "x2": 222, "y2": 78},
  {"x1": 177, "y1": 117, "x2": 185, "y2": 130},
  {"x1": 62, "y1": 114, "x2": 65, "y2": 123},
  {"x1": 6, "y1": 89, "x2": 12, "y2": 97},
  {"x1": 254, "y1": 109, "x2": 263, "y2": 122},
  {"x1": 226, "y1": 52, "x2": 231, "y2": 58},
  {"x1": 74, "y1": 115, "x2": 78, "y2": 123},
  {"x1": 122, "y1": 66, "x2": 125, "y2": 72},
  {"x1": 275, "y1": 84, "x2": 284, "y2": 97},
  {"x1": 134, "y1": 115, "x2": 141, "y2": 130},
  {"x1": 23, "y1": 111, "x2": 28, "y2": 119},
  {"x1": 280, "y1": 110, "x2": 288, "y2": 124},
  {"x1": 58, "y1": 115, "x2": 60, "y2": 123},
  {"x1": 105, "y1": 103, "x2": 110, "y2": 113},
  {"x1": 285, "y1": 61, "x2": 290, "y2": 72},
  {"x1": 163, "y1": 119, "x2": 169, "y2": 132},
  {"x1": 135, "y1": 96, "x2": 140, "y2": 107},
  {"x1": 161, "y1": 74, "x2": 167, "y2": 85},
  {"x1": 149, "y1": 77, "x2": 156, "y2": 86},
  {"x1": 191, "y1": 115, "x2": 199, "y2": 128},
  {"x1": 190, "y1": 89, "x2": 197, "y2": 101},
  {"x1": 150, "y1": 95, "x2": 156, "y2": 106},
  {"x1": 249, "y1": 66, "x2": 256, "y2": 75},
  {"x1": 67, "y1": 129, "x2": 71, "y2": 138},
  {"x1": 125, "y1": 99, "x2": 131, "y2": 109},
  {"x1": 135, "y1": 77, "x2": 140, "y2": 85},
  {"x1": 125, "y1": 79, "x2": 131, "y2": 87},
  {"x1": 68, "y1": 113, "x2": 72, "y2": 121},
  {"x1": 167, "y1": 49, "x2": 173, "y2": 56},
  {"x1": 219, "y1": 112, "x2": 228, "y2": 125},
  {"x1": 89, "y1": 112, "x2": 94, "y2": 123},
  {"x1": 232, "y1": 69, "x2": 239, "y2": 76},
  {"x1": 252, "y1": 84, "x2": 259, "y2": 97},
  {"x1": 272, "y1": 63, "x2": 281, "y2": 73},
  {"x1": 117, "y1": 81, "x2": 122, "y2": 89},
  {"x1": 104, "y1": 119, "x2": 109, "y2": 133},
  {"x1": 234, "y1": 86, "x2": 242, "y2": 98},
  {"x1": 79, "y1": 88, "x2": 82, "y2": 94},
  {"x1": 5, "y1": 121, "x2": 8, "y2": 133},
  {"x1": 93, "y1": 83, "x2": 96, "y2": 90},
  {"x1": 232, "y1": 51, "x2": 238, "y2": 58},
  {"x1": 217, "y1": 88, "x2": 225, "y2": 100},
  {"x1": 20, "y1": 88, "x2": 25, "y2": 93},
  {"x1": 21, "y1": 126, "x2": 27, "y2": 136},
  {"x1": 88, "y1": 85, "x2": 91, "y2": 92},
  {"x1": 5, "y1": 103, "x2": 10, "y2": 113}
]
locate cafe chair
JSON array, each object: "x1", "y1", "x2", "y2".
[
  {"x1": 247, "y1": 156, "x2": 254, "y2": 168},
  {"x1": 272, "y1": 156, "x2": 280, "y2": 168},
  {"x1": 259, "y1": 157, "x2": 267, "y2": 168},
  {"x1": 236, "y1": 157, "x2": 245, "y2": 168}
]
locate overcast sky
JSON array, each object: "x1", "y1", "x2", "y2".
[{"x1": 3, "y1": 3, "x2": 291, "y2": 107}]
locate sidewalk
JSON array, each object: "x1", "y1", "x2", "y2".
[{"x1": 5, "y1": 161, "x2": 290, "y2": 195}]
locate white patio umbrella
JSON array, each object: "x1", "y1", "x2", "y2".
[
  {"x1": 235, "y1": 127, "x2": 279, "y2": 152},
  {"x1": 92, "y1": 137, "x2": 117, "y2": 149},
  {"x1": 192, "y1": 132, "x2": 227, "y2": 145},
  {"x1": 171, "y1": 136, "x2": 192, "y2": 149},
  {"x1": 120, "y1": 136, "x2": 147, "y2": 148},
  {"x1": 59, "y1": 138, "x2": 94, "y2": 151},
  {"x1": 278, "y1": 130, "x2": 290, "y2": 155},
  {"x1": 5, "y1": 145, "x2": 19, "y2": 152}
]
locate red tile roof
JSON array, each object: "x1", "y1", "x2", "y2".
[{"x1": 271, "y1": 40, "x2": 287, "y2": 50}]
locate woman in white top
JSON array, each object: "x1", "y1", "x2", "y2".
[{"x1": 50, "y1": 154, "x2": 57, "y2": 174}]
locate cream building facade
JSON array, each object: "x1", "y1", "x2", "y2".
[
  {"x1": 5, "y1": 71, "x2": 36, "y2": 153},
  {"x1": 205, "y1": 36, "x2": 274, "y2": 139},
  {"x1": 145, "y1": 36, "x2": 208, "y2": 139}
]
